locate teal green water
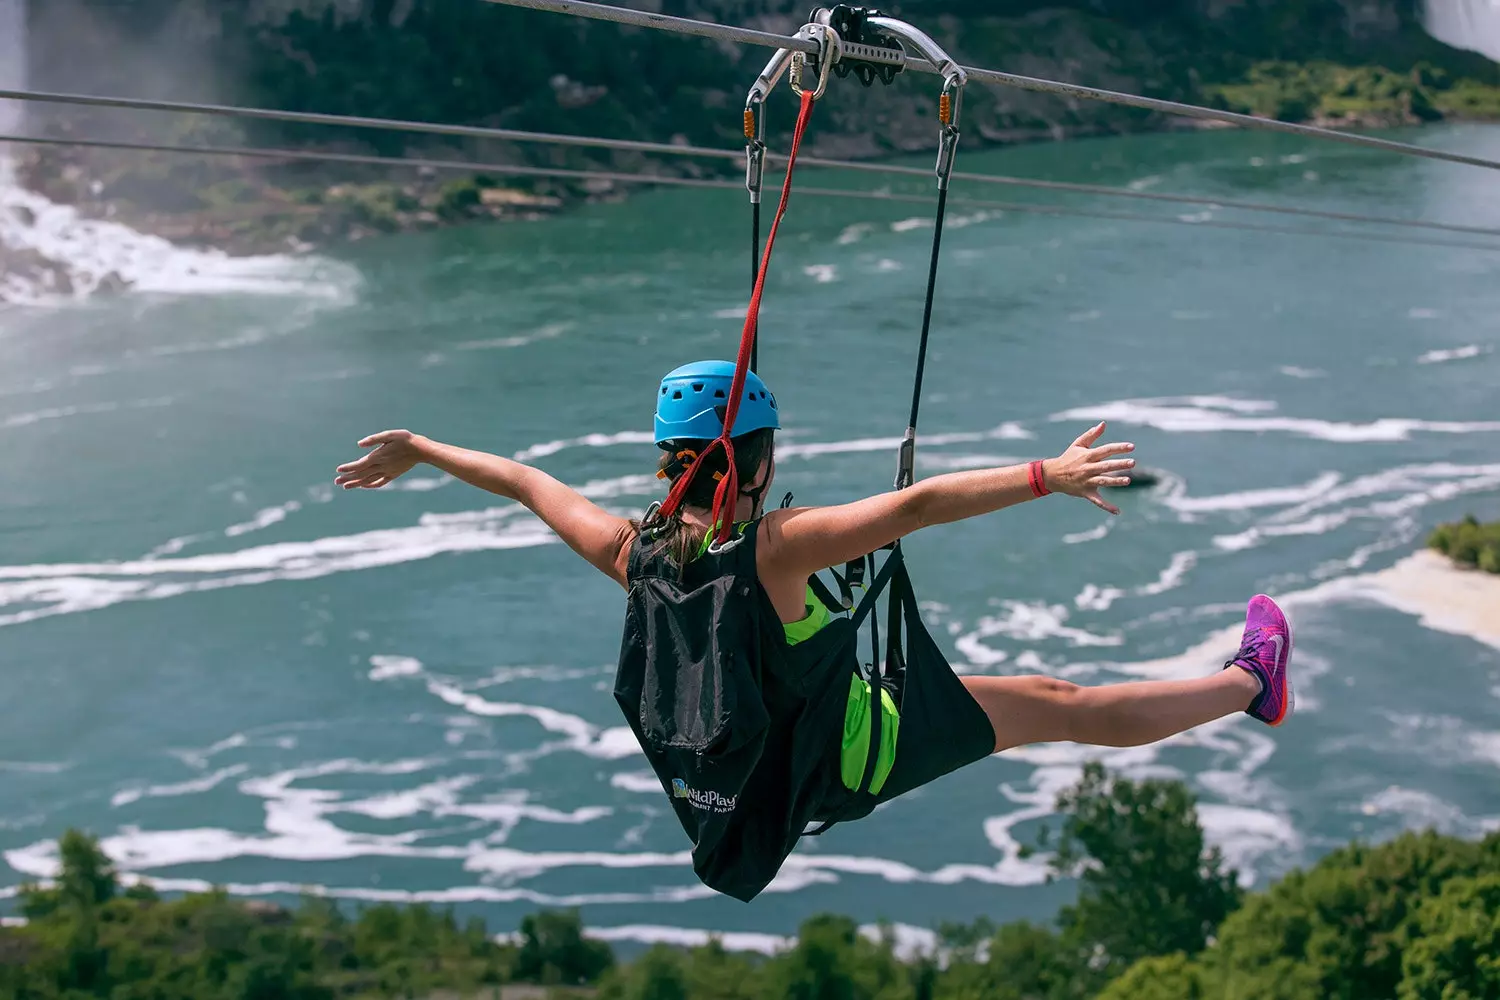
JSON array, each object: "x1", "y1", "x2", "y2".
[{"x1": 3, "y1": 124, "x2": 1500, "y2": 947}]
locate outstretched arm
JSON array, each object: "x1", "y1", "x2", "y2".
[
  {"x1": 761, "y1": 422, "x2": 1134, "y2": 579},
  {"x1": 335, "y1": 431, "x2": 635, "y2": 587}
]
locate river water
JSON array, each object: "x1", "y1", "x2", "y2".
[{"x1": 2, "y1": 122, "x2": 1499, "y2": 948}]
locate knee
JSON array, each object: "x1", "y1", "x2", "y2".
[{"x1": 1029, "y1": 676, "x2": 1082, "y2": 705}]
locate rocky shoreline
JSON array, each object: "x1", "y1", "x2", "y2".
[{"x1": 3, "y1": 52, "x2": 1499, "y2": 303}]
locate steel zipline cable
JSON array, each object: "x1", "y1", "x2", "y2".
[
  {"x1": 3, "y1": 87, "x2": 1500, "y2": 240},
  {"x1": 478, "y1": 0, "x2": 1500, "y2": 174},
  {"x1": 4, "y1": 132, "x2": 1499, "y2": 254}
]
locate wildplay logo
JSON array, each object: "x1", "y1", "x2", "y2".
[{"x1": 671, "y1": 778, "x2": 737, "y2": 813}]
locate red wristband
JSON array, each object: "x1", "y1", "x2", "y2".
[{"x1": 1029, "y1": 460, "x2": 1051, "y2": 498}]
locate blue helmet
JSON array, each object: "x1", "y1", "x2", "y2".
[{"x1": 653, "y1": 360, "x2": 780, "y2": 445}]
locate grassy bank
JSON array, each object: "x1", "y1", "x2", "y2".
[
  {"x1": 10, "y1": 0, "x2": 1500, "y2": 265},
  {"x1": 4, "y1": 763, "x2": 1499, "y2": 999},
  {"x1": 1429, "y1": 515, "x2": 1500, "y2": 573}
]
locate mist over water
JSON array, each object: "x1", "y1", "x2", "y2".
[{"x1": 1425, "y1": 0, "x2": 1500, "y2": 61}]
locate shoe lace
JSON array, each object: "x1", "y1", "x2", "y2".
[{"x1": 1223, "y1": 629, "x2": 1269, "y2": 671}]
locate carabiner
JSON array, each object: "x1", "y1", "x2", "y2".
[
  {"x1": 789, "y1": 22, "x2": 840, "y2": 101},
  {"x1": 935, "y1": 74, "x2": 965, "y2": 191},
  {"x1": 705, "y1": 533, "x2": 746, "y2": 556}
]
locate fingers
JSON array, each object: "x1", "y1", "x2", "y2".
[
  {"x1": 1089, "y1": 475, "x2": 1132, "y2": 488},
  {"x1": 1086, "y1": 492, "x2": 1121, "y2": 516},
  {"x1": 357, "y1": 429, "x2": 408, "y2": 448},
  {"x1": 1070, "y1": 421, "x2": 1106, "y2": 449},
  {"x1": 337, "y1": 471, "x2": 385, "y2": 489},
  {"x1": 335, "y1": 457, "x2": 372, "y2": 474},
  {"x1": 1086, "y1": 458, "x2": 1136, "y2": 474},
  {"x1": 1086, "y1": 442, "x2": 1135, "y2": 461}
]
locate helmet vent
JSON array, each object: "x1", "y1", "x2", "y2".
[
  {"x1": 714, "y1": 389, "x2": 726, "y2": 398},
  {"x1": 672, "y1": 390, "x2": 683, "y2": 400},
  {"x1": 692, "y1": 383, "x2": 704, "y2": 392}
]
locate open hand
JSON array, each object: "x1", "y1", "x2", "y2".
[
  {"x1": 334, "y1": 429, "x2": 428, "y2": 490},
  {"x1": 1044, "y1": 422, "x2": 1136, "y2": 515}
]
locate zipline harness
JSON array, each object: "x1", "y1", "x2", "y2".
[{"x1": 649, "y1": 5, "x2": 971, "y2": 824}]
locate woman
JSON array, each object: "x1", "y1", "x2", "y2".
[{"x1": 335, "y1": 360, "x2": 1292, "y2": 901}]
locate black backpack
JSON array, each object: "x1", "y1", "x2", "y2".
[{"x1": 614, "y1": 519, "x2": 861, "y2": 901}]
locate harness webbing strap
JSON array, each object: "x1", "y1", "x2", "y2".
[
  {"x1": 658, "y1": 89, "x2": 818, "y2": 540},
  {"x1": 750, "y1": 201, "x2": 761, "y2": 373},
  {"x1": 895, "y1": 182, "x2": 951, "y2": 490}
]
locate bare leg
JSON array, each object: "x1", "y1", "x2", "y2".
[{"x1": 961, "y1": 669, "x2": 1262, "y2": 754}]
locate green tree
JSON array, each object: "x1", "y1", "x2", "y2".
[
  {"x1": 513, "y1": 908, "x2": 615, "y2": 986},
  {"x1": 681, "y1": 938, "x2": 764, "y2": 1000},
  {"x1": 1045, "y1": 762, "x2": 1242, "y2": 985},
  {"x1": 1209, "y1": 830, "x2": 1497, "y2": 1000},
  {"x1": 1399, "y1": 873, "x2": 1500, "y2": 1000},
  {"x1": 599, "y1": 943, "x2": 690, "y2": 1000},
  {"x1": 933, "y1": 920, "x2": 1079, "y2": 1000},
  {"x1": 762, "y1": 915, "x2": 914, "y2": 1000},
  {"x1": 1095, "y1": 953, "x2": 1206, "y2": 1000}
]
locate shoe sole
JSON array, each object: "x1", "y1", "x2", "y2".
[{"x1": 1265, "y1": 601, "x2": 1294, "y2": 727}]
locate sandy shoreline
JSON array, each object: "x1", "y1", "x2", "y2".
[
  {"x1": 1352, "y1": 548, "x2": 1500, "y2": 652},
  {"x1": 1100, "y1": 547, "x2": 1500, "y2": 685}
]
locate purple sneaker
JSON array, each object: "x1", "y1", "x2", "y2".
[{"x1": 1225, "y1": 594, "x2": 1294, "y2": 726}]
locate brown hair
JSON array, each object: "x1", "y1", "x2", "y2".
[{"x1": 638, "y1": 428, "x2": 776, "y2": 566}]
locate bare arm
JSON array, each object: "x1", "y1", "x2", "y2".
[
  {"x1": 334, "y1": 430, "x2": 635, "y2": 588},
  {"x1": 761, "y1": 422, "x2": 1135, "y2": 580}
]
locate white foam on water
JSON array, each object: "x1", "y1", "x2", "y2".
[
  {"x1": 368, "y1": 655, "x2": 424, "y2": 681},
  {"x1": 0, "y1": 508, "x2": 562, "y2": 627},
  {"x1": 0, "y1": 760, "x2": 71, "y2": 774},
  {"x1": 0, "y1": 161, "x2": 362, "y2": 306},
  {"x1": 803, "y1": 264, "x2": 838, "y2": 284},
  {"x1": 584, "y1": 923, "x2": 793, "y2": 954},
  {"x1": 610, "y1": 771, "x2": 664, "y2": 794},
  {"x1": 1408, "y1": 307, "x2": 1443, "y2": 319},
  {"x1": 1212, "y1": 463, "x2": 1500, "y2": 554},
  {"x1": 891, "y1": 217, "x2": 931, "y2": 233},
  {"x1": 2, "y1": 396, "x2": 174, "y2": 430},
  {"x1": 511, "y1": 431, "x2": 656, "y2": 463},
  {"x1": 953, "y1": 600, "x2": 1123, "y2": 668},
  {"x1": 1062, "y1": 522, "x2": 1111, "y2": 545},
  {"x1": 423, "y1": 676, "x2": 641, "y2": 761},
  {"x1": 224, "y1": 501, "x2": 301, "y2": 538},
  {"x1": 473, "y1": 663, "x2": 612, "y2": 687},
  {"x1": 1279, "y1": 366, "x2": 1326, "y2": 378},
  {"x1": 455, "y1": 322, "x2": 571, "y2": 350},
  {"x1": 1074, "y1": 583, "x2": 1125, "y2": 612},
  {"x1": 1197, "y1": 804, "x2": 1301, "y2": 882},
  {"x1": 875, "y1": 258, "x2": 902, "y2": 272},
  {"x1": 111, "y1": 765, "x2": 251, "y2": 808},
  {"x1": 917, "y1": 453, "x2": 1023, "y2": 471},
  {"x1": 389, "y1": 475, "x2": 452, "y2": 492},
  {"x1": 837, "y1": 222, "x2": 873, "y2": 245},
  {"x1": 1356, "y1": 786, "x2": 1500, "y2": 837},
  {"x1": 580, "y1": 922, "x2": 937, "y2": 960},
  {"x1": 1054, "y1": 397, "x2": 1500, "y2": 442},
  {"x1": 1417, "y1": 344, "x2": 1488, "y2": 364},
  {"x1": 1136, "y1": 551, "x2": 1198, "y2": 597},
  {"x1": 1165, "y1": 472, "x2": 1342, "y2": 514}
]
